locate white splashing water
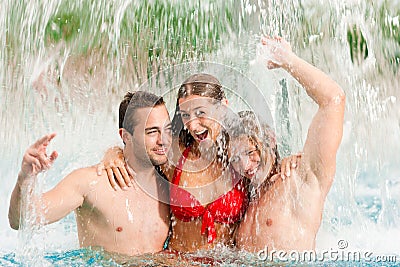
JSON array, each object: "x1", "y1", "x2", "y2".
[{"x1": 0, "y1": 0, "x2": 399, "y2": 265}]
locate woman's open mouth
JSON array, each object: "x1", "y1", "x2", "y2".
[
  {"x1": 195, "y1": 129, "x2": 208, "y2": 141},
  {"x1": 245, "y1": 167, "x2": 258, "y2": 178}
]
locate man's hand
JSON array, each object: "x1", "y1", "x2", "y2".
[
  {"x1": 20, "y1": 133, "x2": 58, "y2": 178},
  {"x1": 261, "y1": 36, "x2": 294, "y2": 70}
]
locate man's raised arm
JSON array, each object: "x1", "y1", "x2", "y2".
[
  {"x1": 8, "y1": 133, "x2": 86, "y2": 229},
  {"x1": 262, "y1": 36, "x2": 345, "y2": 195}
]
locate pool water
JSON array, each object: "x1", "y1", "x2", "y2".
[
  {"x1": 1, "y1": 194, "x2": 398, "y2": 266},
  {"x1": 1, "y1": 246, "x2": 398, "y2": 266}
]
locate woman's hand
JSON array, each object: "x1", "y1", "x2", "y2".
[
  {"x1": 279, "y1": 153, "x2": 302, "y2": 180},
  {"x1": 96, "y1": 146, "x2": 135, "y2": 191}
]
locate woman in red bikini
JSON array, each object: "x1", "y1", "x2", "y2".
[
  {"x1": 158, "y1": 73, "x2": 297, "y2": 252},
  {"x1": 164, "y1": 73, "x2": 249, "y2": 251}
]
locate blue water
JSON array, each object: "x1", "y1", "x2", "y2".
[
  {"x1": 1, "y1": 247, "x2": 398, "y2": 266},
  {"x1": 0, "y1": 249, "x2": 118, "y2": 267}
]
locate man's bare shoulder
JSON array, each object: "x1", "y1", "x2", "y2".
[
  {"x1": 40, "y1": 166, "x2": 106, "y2": 211},
  {"x1": 60, "y1": 166, "x2": 104, "y2": 187},
  {"x1": 65, "y1": 166, "x2": 98, "y2": 178}
]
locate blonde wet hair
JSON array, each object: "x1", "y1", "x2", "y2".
[{"x1": 232, "y1": 110, "x2": 280, "y2": 174}]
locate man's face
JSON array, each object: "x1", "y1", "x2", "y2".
[{"x1": 129, "y1": 105, "x2": 172, "y2": 166}]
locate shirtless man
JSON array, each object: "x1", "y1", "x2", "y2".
[
  {"x1": 234, "y1": 36, "x2": 346, "y2": 252},
  {"x1": 8, "y1": 91, "x2": 172, "y2": 256}
]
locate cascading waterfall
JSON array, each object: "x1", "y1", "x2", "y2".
[{"x1": 1, "y1": 0, "x2": 399, "y2": 265}]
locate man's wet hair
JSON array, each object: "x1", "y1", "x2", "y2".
[{"x1": 119, "y1": 91, "x2": 165, "y2": 134}]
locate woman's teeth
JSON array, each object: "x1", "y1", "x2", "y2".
[
  {"x1": 246, "y1": 167, "x2": 258, "y2": 175},
  {"x1": 195, "y1": 129, "x2": 208, "y2": 140}
]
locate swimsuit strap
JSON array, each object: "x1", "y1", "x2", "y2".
[{"x1": 172, "y1": 146, "x2": 191, "y2": 185}]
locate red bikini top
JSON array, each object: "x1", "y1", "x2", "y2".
[{"x1": 170, "y1": 146, "x2": 248, "y2": 243}]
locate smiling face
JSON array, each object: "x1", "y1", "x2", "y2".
[
  {"x1": 123, "y1": 105, "x2": 172, "y2": 167},
  {"x1": 178, "y1": 95, "x2": 224, "y2": 144},
  {"x1": 230, "y1": 135, "x2": 261, "y2": 180}
]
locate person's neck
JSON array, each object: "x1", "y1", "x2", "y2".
[
  {"x1": 124, "y1": 152, "x2": 155, "y2": 178},
  {"x1": 250, "y1": 162, "x2": 279, "y2": 199},
  {"x1": 190, "y1": 141, "x2": 202, "y2": 158},
  {"x1": 184, "y1": 141, "x2": 223, "y2": 173},
  {"x1": 127, "y1": 160, "x2": 159, "y2": 190},
  {"x1": 191, "y1": 140, "x2": 219, "y2": 162}
]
